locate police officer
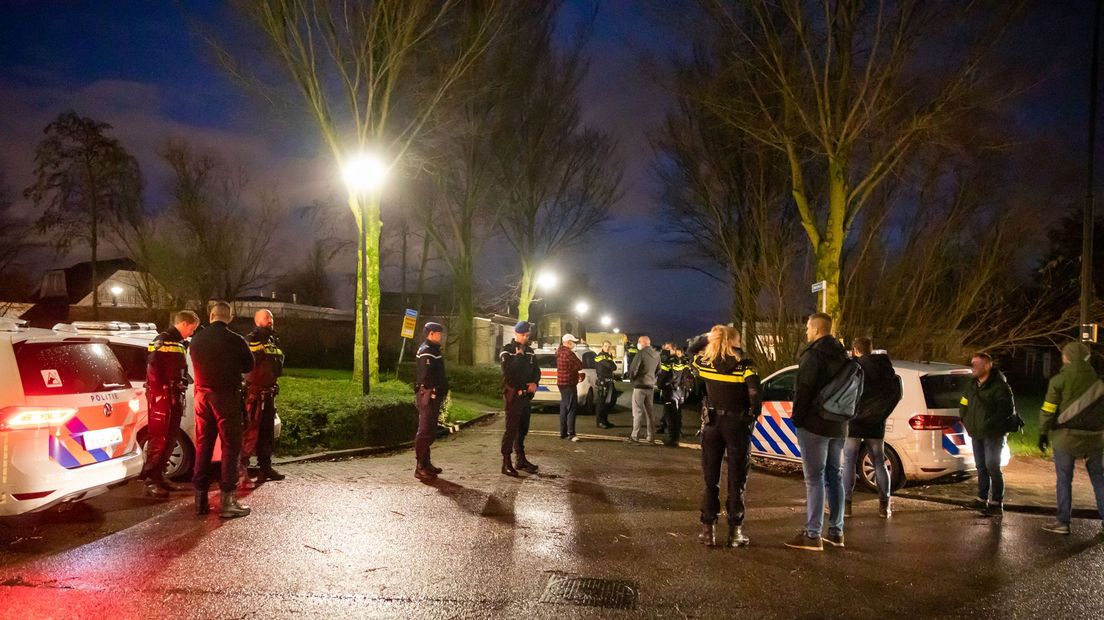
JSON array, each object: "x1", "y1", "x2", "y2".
[
  {"x1": 594, "y1": 341, "x2": 618, "y2": 429},
  {"x1": 658, "y1": 346, "x2": 691, "y2": 447},
  {"x1": 414, "y1": 322, "x2": 448, "y2": 480},
  {"x1": 241, "y1": 309, "x2": 285, "y2": 486},
  {"x1": 142, "y1": 310, "x2": 200, "y2": 499},
  {"x1": 500, "y1": 321, "x2": 541, "y2": 476},
  {"x1": 691, "y1": 325, "x2": 761, "y2": 548},
  {"x1": 624, "y1": 338, "x2": 639, "y2": 382},
  {"x1": 189, "y1": 301, "x2": 254, "y2": 518}
]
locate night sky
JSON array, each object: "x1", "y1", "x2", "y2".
[{"x1": 0, "y1": 1, "x2": 1095, "y2": 342}]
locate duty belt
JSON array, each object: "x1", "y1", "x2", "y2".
[{"x1": 713, "y1": 408, "x2": 750, "y2": 417}]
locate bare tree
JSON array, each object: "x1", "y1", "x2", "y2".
[
  {"x1": 699, "y1": 0, "x2": 1021, "y2": 324},
  {"x1": 216, "y1": 0, "x2": 502, "y2": 385},
  {"x1": 24, "y1": 111, "x2": 143, "y2": 319}
]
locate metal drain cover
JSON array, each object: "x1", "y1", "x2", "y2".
[{"x1": 539, "y1": 574, "x2": 638, "y2": 609}]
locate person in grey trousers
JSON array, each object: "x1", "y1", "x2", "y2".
[{"x1": 627, "y1": 335, "x2": 661, "y2": 443}]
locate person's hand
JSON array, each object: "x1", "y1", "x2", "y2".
[
  {"x1": 1038, "y1": 433, "x2": 1050, "y2": 454},
  {"x1": 526, "y1": 383, "x2": 538, "y2": 393}
]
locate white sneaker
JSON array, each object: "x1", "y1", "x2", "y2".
[{"x1": 570, "y1": 436, "x2": 580, "y2": 442}]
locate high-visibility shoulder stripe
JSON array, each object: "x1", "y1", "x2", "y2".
[
  {"x1": 249, "y1": 344, "x2": 265, "y2": 352},
  {"x1": 1041, "y1": 401, "x2": 1059, "y2": 414},
  {"x1": 149, "y1": 344, "x2": 186, "y2": 354},
  {"x1": 696, "y1": 369, "x2": 746, "y2": 383},
  {"x1": 417, "y1": 352, "x2": 443, "y2": 359},
  {"x1": 959, "y1": 396, "x2": 969, "y2": 406}
]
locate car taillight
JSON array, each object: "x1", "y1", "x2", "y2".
[
  {"x1": 578, "y1": 372, "x2": 586, "y2": 382},
  {"x1": 908, "y1": 414, "x2": 959, "y2": 431},
  {"x1": 129, "y1": 398, "x2": 141, "y2": 413},
  {"x1": 0, "y1": 406, "x2": 79, "y2": 430}
]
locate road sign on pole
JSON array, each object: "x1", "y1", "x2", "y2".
[
  {"x1": 811, "y1": 281, "x2": 828, "y2": 313},
  {"x1": 400, "y1": 309, "x2": 418, "y2": 339}
]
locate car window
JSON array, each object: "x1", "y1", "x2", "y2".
[
  {"x1": 762, "y1": 369, "x2": 797, "y2": 402},
  {"x1": 536, "y1": 355, "x2": 557, "y2": 369},
  {"x1": 107, "y1": 343, "x2": 148, "y2": 383},
  {"x1": 920, "y1": 374, "x2": 971, "y2": 409},
  {"x1": 14, "y1": 341, "x2": 129, "y2": 396}
]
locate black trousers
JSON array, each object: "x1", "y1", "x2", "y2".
[
  {"x1": 700, "y1": 411, "x2": 754, "y2": 525},
  {"x1": 596, "y1": 380, "x2": 615, "y2": 426},
  {"x1": 415, "y1": 389, "x2": 443, "y2": 464},
  {"x1": 663, "y1": 399, "x2": 683, "y2": 445},
  {"x1": 142, "y1": 387, "x2": 185, "y2": 482},
  {"x1": 501, "y1": 389, "x2": 532, "y2": 457},
  {"x1": 242, "y1": 388, "x2": 277, "y2": 469},
  {"x1": 193, "y1": 388, "x2": 244, "y2": 493}
]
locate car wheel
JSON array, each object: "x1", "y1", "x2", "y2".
[
  {"x1": 858, "y1": 443, "x2": 906, "y2": 493},
  {"x1": 140, "y1": 429, "x2": 195, "y2": 482}
]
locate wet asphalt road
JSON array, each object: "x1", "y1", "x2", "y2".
[{"x1": 2, "y1": 414, "x2": 1104, "y2": 619}]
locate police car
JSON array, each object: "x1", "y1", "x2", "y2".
[
  {"x1": 52, "y1": 321, "x2": 282, "y2": 481},
  {"x1": 532, "y1": 345, "x2": 598, "y2": 414},
  {"x1": 0, "y1": 318, "x2": 145, "y2": 516},
  {"x1": 756, "y1": 360, "x2": 1012, "y2": 491}
]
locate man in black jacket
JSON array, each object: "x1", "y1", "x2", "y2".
[
  {"x1": 842, "y1": 338, "x2": 901, "y2": 518},
  {"x1": 242, "y1": 309, "x2": 285, "y2": 486},
  {"x1": 786, "y1": 312, "x2": 849, "y2": 551},
  {"x1": 500, "y1": 321, "x2": 541, "y2": 476},
  {"x1": 414, "y1": 322, "x2": 448, "y2": 480},
  {"x1": 142, "y1": 310, "x2": 199, "y2": 499},
  {"x1": 189, "y1": 301, "x2": 254, "y2": 519}
]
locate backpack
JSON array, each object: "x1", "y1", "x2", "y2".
[{"x1": 814, "y1": 359, "x2": 865, "y2": 423}]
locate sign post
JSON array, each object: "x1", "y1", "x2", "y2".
[
  {"x1": 811, "y1": 280, "x2": 827, "y2": 314},
  {"x1": 396, "y1": 309, "x2": 419, "y2": 372}
]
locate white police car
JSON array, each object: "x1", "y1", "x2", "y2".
[
  {"x1": 756, "y1": 360, "x2": 1011, "y2": 491},
  {"x1": 0, "y1": 318, "x2": 145, "y2": 516},
  {"x1": 52, "y1": 321, "x2": 282, "y2": 481}
]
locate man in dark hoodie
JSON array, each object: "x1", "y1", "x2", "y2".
[
  {"x1": 842, "y1": 338, "x2": 901, "y2": 518},
  {"x1": 959, "y1": 352, "x2": 1015, "y2": 517},
  {"x1": 786, "y1": 313, "x2": 849, "y2": 552}
]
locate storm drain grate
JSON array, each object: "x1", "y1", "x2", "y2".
[{"x1": 539, "y1": 574, "x2": 638, "y2": 610}]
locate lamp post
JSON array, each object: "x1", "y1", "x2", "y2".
[
  {"x1": 343, "y1": 152, "x2": 389, "y2": 395},
  {"x1": 110, "y1": 285, "x2": 123, "y2": 307}
]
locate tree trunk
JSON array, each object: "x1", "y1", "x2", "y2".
[
  {"x1": 414, "y1": 232, "x2": 430, "y2": 311},
  {"x1": 455, "y1": 250, "x2": 475, "y2": 366},
  {"x1": 516, "y1": 263, "x2": 534, "y2": 322},
  {"x1": 91, "y1": 205, "x2": 99, "y2": 320}
]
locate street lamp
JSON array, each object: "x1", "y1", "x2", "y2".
[
  {"x1": 536, "y1": 270, "x2": 560, "y2": 292},
  {"x1": 613, "y1": 327, "x2": 620, "y2": 334},
  {"x1": 343, "y1": 152, "x2": 389, "y2": 395},
  {"x1": 110, "y1": 285, "x2": 123, "y2": 307},
  {"x1": 574, "y1": 300, "x2": 590, "y2": 316},
  {"x1": 600, "y1": 314, "x2": 612, "y2": 328}
]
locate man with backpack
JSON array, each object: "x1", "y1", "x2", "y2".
[
  {"x1": 786, "y1": 312, "x2": 856, "y2": 551},
  {"x1": 842, "y1": 338, "x2": 902, "y2": 518},
  {"x1": 959, "y1": 352, "x2": 1017, "y2": 517},
  {"x1": 1038, "y1": 341, "x2": 1104, "y2": 536}
]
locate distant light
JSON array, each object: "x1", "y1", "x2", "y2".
[
  {"x1": 342, "y1": 153, "x2": 388, "y2": 193},
  {"x1": 600, "y1": 315, "x2": 612, "y2": 327},
  {"x1": 536, "y1": 270, "x2": 559, "y2": 292},
  {"x1": 574, "y1": 300, "x2": 590, "y2": 316},
  {"x1": 110, "y1": 285, "x2": 123, "y2": 296},
  {"x1": 613, "y1": 327, "x2": 620, "y2": 334}
]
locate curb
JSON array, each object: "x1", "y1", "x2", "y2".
[
  {"x1": 894, "y1": 490, "x2": 1101, "y2": 520},
  {"x1": 272, "y1": 411, "x2": 499, "y2": 466},
  {"x1": 527, "y1": 429, "x2": 702, "y2": 450}
]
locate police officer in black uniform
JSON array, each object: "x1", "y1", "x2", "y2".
[
  {"x1": 500, "y1": 321, "x2": 541, "y2": 476},
  {"x1": 242, "y1": 309, "x2": 286, "y2": 486},
  {"x1": 594, "y1": 341, "x2": 618, "y2": 429},
  {"x1": 624, "y1": 338, "x2": 639, "y2": 383},
  {"x1": 189, "y1": 301, "x2": 253, "y2": 518},
  {"x1": 414, "y1": 322, "x2": 448, "y2": 480},
  {"x1": 658, "y1": 346, "x2": 692, "y2": 447},
  {"x1": 142, "y1": 310, "x2": 200, "y2": 499},
  {"x1": 691, "y1": 324, "x2": 761, "y2": 548}
]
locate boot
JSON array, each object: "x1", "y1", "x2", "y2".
[
  {"x1": 219, "y1": 491, "x2": 251, "y2": 519},
  {"x1": 879, "y1": 497, "x2": 892, "y2": 518},
  {"x1": 145, "y1": 483, "x2": 169, "y2": 500},
  {"x1": 501, "y1": 456, "x2": 519, "y2": 477},
  {"x1": 698, "y1": 523, "x2": 716, "y2": 547},
  {"x1": 425, "y1": 461, "x2": 443, "y2": 475},
  {"x1": 981, "y1": 502, "x2": 1003, "y2": 518},
  {"x1": 237, "y1": 462, "x2": 254, "y2": 490},
  {"x1": 257, "y1": 466, "x2": 286, "y2": 483},
  {"x1": 726, "y1": 524, "x2": 750, "y2": 548},
  {"x1": 415, "y1": 461, "x2": 437, "y2": 480},
  {"x1": 516, "y1": 453, "x2": 539, "y2": 473},
  {"x1": 195, "y1": 489, "x2": 210, "y2": 516}
]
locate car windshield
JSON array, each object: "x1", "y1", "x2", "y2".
[
  {"x1": 14, "y1": 341, "x2": 129, "y2": 396},
  {"x1": 920, "y1": 373, "x2": 971, "y2": 409}
]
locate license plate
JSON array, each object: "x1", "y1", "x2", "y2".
[{"x1": 82, "y1": 427, "x2": 123, "y2": 451}]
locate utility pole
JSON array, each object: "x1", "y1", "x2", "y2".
[{"x1": 1082, "y1": 0, "x2": 1102, "y2": 342}]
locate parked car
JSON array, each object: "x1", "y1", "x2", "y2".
[
  {"x1": 532, "y1": 348, "x2": 597, "y2": 415},
  {"x1": 52, "y1": 321, "x2": 281, "y2": 481},
  {"x1": 0, "y1": 318, "x2": 145, "y2": 516},
  {"x1": 756, "y1": 360, "x2": 1011, "y2": 491}
]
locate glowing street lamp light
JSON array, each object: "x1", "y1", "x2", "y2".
[
  {"x1": 110, "y1": 285, "x2": 123, "y2": 307},
  {"x1": 574, "y1": 300, "x2": 590, "y2": 316},
  {"x1": 342, "y1": 153, "x2": 389, "y2": 193},
  {"x1": 535, "y1": 270, "x2": 559, "y2": 292},
  {"x1": 613, "y1": 327, "x2": 621, "y2": 334},
  {"x1": 600, "y1": 315, "x2": 612, "y2": 327}
]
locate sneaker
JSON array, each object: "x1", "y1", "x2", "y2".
[
  {"x1": 1042, "y1": 520, "x2": 1071, "y2": 535},
  {"x1": 784, "y1": 531, "x2": 823, "y2": 551},
  {"x1": 570, "y1": 436, "x2": 580, "y2": 443},
  {"x1": 625, "y1": 437, "x2": 639, "y2": 443},
  {"x1": 823, "y1": 532, "x2": 845, "y2": 548}
]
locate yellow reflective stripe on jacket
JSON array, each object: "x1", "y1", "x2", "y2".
[
  {"x1": 148, "y1": 343, "x2": 185, "y2": 354},
  {"x1": 692, "y1": 361, "x2": 756, "y2": 383},
  {"x1": 959, "y1": 396, "x2": 969, "y2": 406},
  {"x1": 1041, "y1": 401, "x2": 1059, "y2": 414},
  {"x1": 249, "y1": 343, "x2": 265, "y2": 353}
]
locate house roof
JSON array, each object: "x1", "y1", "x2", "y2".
[{"x1": 37, "y1": 257, "x2": 138, "y2": 304}]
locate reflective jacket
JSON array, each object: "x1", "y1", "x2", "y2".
[
  {"x1": 594, "y1": 350, "x2": 617, "y2": 381},
  {"x1": 1040, "y1": 360, "x2": 1104, "y2": 457},
  {"x1": 244, "y1": 326, "x2": 284, "y2": 389},
  {"x1": 146, "y1": 326, "x2": 191, "y2": 389},
  {"x1": 692, "y1": 349, "x2": 761, "y2": 416}
]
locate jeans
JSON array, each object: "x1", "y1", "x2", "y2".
[
  {"x1": 842, "y1": 437, "x2": 890, "y2": 501},
  {"x1": 558, "y1": 386, "x2": 578, "y2": 437},
  {"x1": 972, "y1": 435, "x2": 1006, "y2": 503},
  {"x1": 1054, "y1": 449, "x2": 1104, "y2": 524},
  {"x1": 797, "y1": 427, "x2": 845, "y2": 538},
  {"x1": 631, "y1": 388, "x2": 656, "y2": 440}
]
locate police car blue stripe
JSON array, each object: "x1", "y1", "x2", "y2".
[
  {"x1": 942, "y1": 433, "x2": 960, "y2": 456},
  {"x1": 750, "y1": 432, "x2": 766, "y2": 453},
  {"x1": 764, "y1": 415, "x2": 800, "y2": 457},
  {"x1": 754, "y1": 421, "x2": 785, "y2": 455}
]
